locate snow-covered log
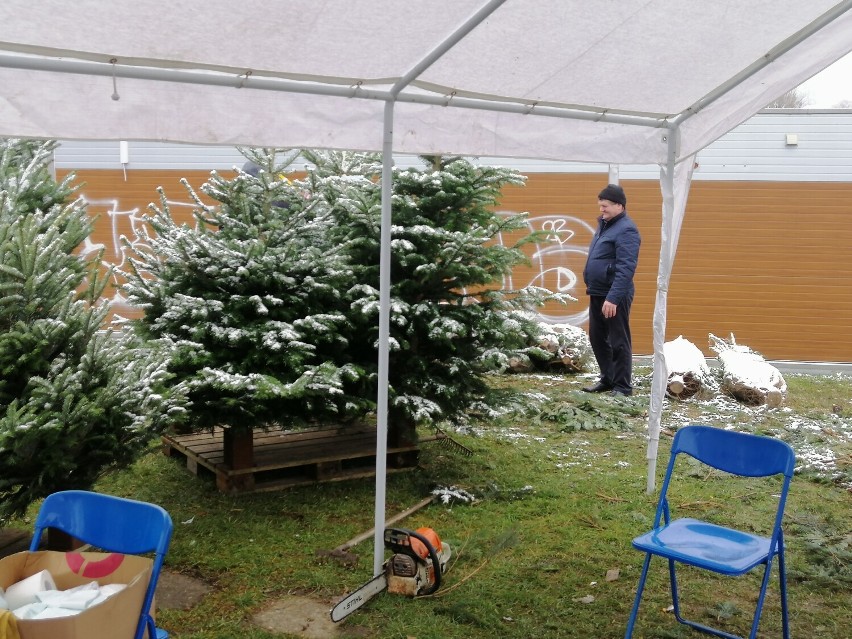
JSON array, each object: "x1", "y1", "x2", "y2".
[
  {"x1": 663, "y1": 336, "x2": 713, "y2": 400},
  {"x1": 507, "y1": 353, "x2": 536, "y2": 373},
  {"x1": 709, "y1": 333, "x2": 787, "y2": 407},
  {"x1": 534, "y1": 323, "x2": 596, "y2": 373}
]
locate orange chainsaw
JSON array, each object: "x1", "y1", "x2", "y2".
[{"x1": 330, "y1": 527, "x2": 451, "y2": 623}]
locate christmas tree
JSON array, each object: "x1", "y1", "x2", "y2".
[
  {"x1": 0, "y1": 139, "x2": 180, "y2": 517},
  {"x1": 122, "y1": 149, "x2": 564, "y2": 448},
  {"x1": 123, "y1": 149, "x2": 366, "y2": 435},
  {"x1": 306, "y1": 151, "x2": 562, "y2": 443}
]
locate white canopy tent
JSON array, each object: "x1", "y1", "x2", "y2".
[{"x1": 2, "y1": 0, "x2": 851, "y2": 574}]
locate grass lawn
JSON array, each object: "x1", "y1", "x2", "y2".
[{"x1": 13, "y1": 368, "x2": 851, "y2": 638}]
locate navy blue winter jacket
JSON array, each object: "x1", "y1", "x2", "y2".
[{"x1": 583, "y1": 211, "x2": 641, "y2": 304}]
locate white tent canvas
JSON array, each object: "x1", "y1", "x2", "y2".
[{"x1": 2, "y1": 0, "x2": 852, "y2": 572}]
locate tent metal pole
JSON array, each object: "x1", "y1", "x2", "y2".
[
  {"x1": 672, "y1": 0, "x2": 852, "y2": 127},
  {"x1": 373, "y1": 99, "x2": 395, "y2": 576},
  {"x1": 0, "y1": 51, "x2": 669, "y2": 130},
  {"x1": 608, "y1": 165, "x2": 620, "y2": 184},
  {"x1": 392, "y1": 0, "x2": 508, "y2": 94},
  {"x1": 372, "y1": 0, "x2": 508, "y2": 576},
  {"x1": 647, "y1": 127, "x2": 679, "y2": 493}
]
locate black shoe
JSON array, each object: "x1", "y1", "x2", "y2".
[
  {"x1": 610, "y1": 390, "x2": 632, "y2": 397},
  {"x1": 582, "y1": 381, "x2": 613, "y2": 393}
]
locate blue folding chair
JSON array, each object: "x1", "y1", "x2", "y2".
[
  {"x1": 625, "y1": 425, "x2": 795, "y2": 639},
  {"x1": 29, "y1": 490, "x2": 174, "y2": 639}
]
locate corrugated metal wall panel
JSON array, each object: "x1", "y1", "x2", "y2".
[
  {"x1": 54, "y1": 141, "x2": 247, "y2": 171},
  {"x1": 660, "y1": 180, "x2": 852, "y2": 361},
  {"x1": 54, "y1": 110, "x2": 852, "y2": 182},
  {"x1": 53, "y1": 140, "x2": 122, "y2": 168},
  {"x1": 693, "y1": 110, "x2": 852, "y2": 180},
  {"x1": 499, "y1": 176, "x2": 852, "y2": 362}
]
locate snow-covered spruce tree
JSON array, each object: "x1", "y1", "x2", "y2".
[
  {"x1": 121, "y1": 149, "x2": 368, "y2": 437},
  {"x1": 122, "y1": 149, "x2": 564, "y2": 448},
  {"x1": 0, "y1": 139, "x2": 179, "y2": 518},
  {"x1": 304, "y1": 152, "x2": 565, "y2": 444}
]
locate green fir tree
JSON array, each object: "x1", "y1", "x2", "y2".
[
  {"x1": 122, "y1": 149, "x2": 566, "y2": 444},
  {"x1": 0, "y1": 139, "x2": 180, "y2": 518},
  {"x1": 122, "y1": 149, "x2": 365, "y2": 433},
  {"x1": 308, "y1": 152, "x2": 563, "y2": 442}
]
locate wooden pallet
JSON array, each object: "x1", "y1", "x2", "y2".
[{"x1": 162, "y1": 426, "x2": 420, "y2": 493}]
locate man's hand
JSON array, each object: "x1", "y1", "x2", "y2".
[{"x1": 602, "y1": 300, "x2": 618, "y2": 319}]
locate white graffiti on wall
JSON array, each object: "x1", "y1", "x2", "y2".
[
  {"x1": 80, "y1": 194, "x2": 593, "y2": 326},
  {"x1": 495, "y1": 211, "x2": 594, "y2": 326},
  {"x1": 79, "y1": 194, "x2": 197, "y2": 314}
]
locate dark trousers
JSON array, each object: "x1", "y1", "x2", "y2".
[{"x1": 588, "y1": 294, "x2": 634, "y2": 394}]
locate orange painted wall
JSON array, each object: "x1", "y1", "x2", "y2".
[
  {"x1": 59, "y1": 169, "x2": 852, "y2": 362},
  {"x1": 499, "y1": 175, "x2": 852, "y2": 362}
]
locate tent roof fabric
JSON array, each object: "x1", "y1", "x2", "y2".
[
  {"x1": 3, "y1": 0, "x2": 852, "y2": 564},
  {"x1": 1, "y1": 0, "x2": 851, "y2": 164}
]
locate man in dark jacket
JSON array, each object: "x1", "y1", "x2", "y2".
[{"x1": 582, "y1": 184, "x2": 641, "y2": 396}]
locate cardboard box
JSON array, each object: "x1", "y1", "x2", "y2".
[{"x1": 0, "y1": 551, "x2": 153, "y2": 639}]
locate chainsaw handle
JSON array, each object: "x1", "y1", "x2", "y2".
[{"x1": 385, "y1": 527, "x2": 442, "y2": 595}]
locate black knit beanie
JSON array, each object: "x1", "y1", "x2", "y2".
[{"x1": 598, "y1": 184, "x2": 626, "y2": 207}]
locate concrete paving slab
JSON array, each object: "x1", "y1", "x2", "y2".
[
  {"x1": 156, "y1": 569, "x2": 213, "y2": 610},
  {"x1": 253, "y1": 595, "x2": 340, "y2": 638}
]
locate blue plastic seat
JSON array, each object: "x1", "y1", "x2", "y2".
[
  {"x1": 624, "y1": 425, "x2": 795, "y2": 639},
  {"x1": 29, "y1": 490, "x2": 174, "y2": 639}
]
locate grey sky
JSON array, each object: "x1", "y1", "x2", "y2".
[{"x1": 798, "y1": 51, "x2": 852, "y2": 107}]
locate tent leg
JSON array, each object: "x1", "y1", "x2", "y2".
[
  {"x1": 373, "y1": 99, "x2": 395, "y2": 576},
  {"x1": 370, "y1": 0, "x2": 507, "y2": 575},
  {"x1": 647, "y1": 128, "x2": 696, "y2": 493}
]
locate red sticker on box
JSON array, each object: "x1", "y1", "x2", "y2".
[{"x1": 66, "y1": 552, "x2": 125, "y2": 578}]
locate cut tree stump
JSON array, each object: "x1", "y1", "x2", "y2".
[
  {"x1": 664, "y1": 335, "x2": 712, "y2": 400},
  {"x1": 162, "y1": 425, "x2": 420, "y2": 494},
  {"x1": 710, "y1": 333, "x2": 787, "y2": 407}
]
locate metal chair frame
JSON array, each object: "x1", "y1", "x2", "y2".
[
  {"x1": 624, "y1": 425, "x2": 795, "y2": 639},
  {"x1": 29, "y1": 490, "x2": 173, "y2": 639}
]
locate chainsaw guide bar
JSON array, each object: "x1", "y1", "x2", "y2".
[{"x1": 330, "y1": 572, "x2": 388, "y2": 622}]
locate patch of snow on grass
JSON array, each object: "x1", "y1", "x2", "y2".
[
  {"x1": 432, "y1": 485, "x2": 476, "y2": 505},
  {"x1": 662, "y1": 388, "x2": 852, "y2": 486},
  {"x1": 796, "y1": 444, "x2": 836, "y2": 474},
  {"x1": 549, "y1": 439, "x2": 600, "y2": 471}
]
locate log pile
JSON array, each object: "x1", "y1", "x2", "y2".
[
  {"x1": 709, "y1": 333, "x2": 787, "y2": 407},
  {"x1": 538, "y1": 323, "x2": 595, "y2": 373},
  {"x1": 508, "y1": 323, "x2": 596, "y2": 374},
  {"x1": 507, "y1": 352, "x2": 535, "y2": 373},
  {"x1": 663, "y1": 336, "x2": 713, "y2": 400}
]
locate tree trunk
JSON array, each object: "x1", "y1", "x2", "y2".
[
  {"x1": 388, "y1": 410, "x2": 419, "y2": 448},
  {"x1": 223, "y1": 427, "x2": 254, "y2": 470}
]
